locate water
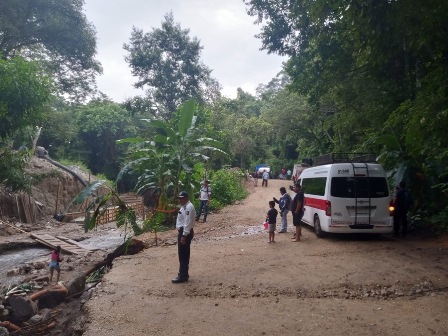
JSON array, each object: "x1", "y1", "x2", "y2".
[
  {"x1": 0, "y1": 247, "x2": 48, "y2": 286},
  {"x1": 79, "y1": 232, "x2": 127, "y2": 250},
  {"x1": 0, "y1": 231, "x2": 126, "y2": 286}
]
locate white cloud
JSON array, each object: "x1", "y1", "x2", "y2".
[{"x1": 84, "y1": 0, "x2": 285, "y2": 102}]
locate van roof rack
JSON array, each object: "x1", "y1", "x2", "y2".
[{"x1": 313, "y1": 153, "x2": 377, "y2": 166}]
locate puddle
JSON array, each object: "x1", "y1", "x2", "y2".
[{"x1": 196, "y1": 225, "x2": 266, "y2": 242}]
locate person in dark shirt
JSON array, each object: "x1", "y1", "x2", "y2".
[
  {"x1": 393, "y1": 181, "x2": 410, "y2": 237},
  {"x1": 291, "y1": 184, "x2": 304, "y2": 242},
  {"x1": 266, "y1": 200, "x2": 278, "y2": 243}
]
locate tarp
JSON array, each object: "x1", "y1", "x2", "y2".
[
  {"x1": 257, "y1": 167, "x2": 271, "y2": 174},
  {"x1": 255, "y1": 164, "x2": 269, "y2": 171}
]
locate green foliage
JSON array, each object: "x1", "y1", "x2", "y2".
[
  {"x1": 0, "y1": 147, "x2": 31, "y2": 191},
  {"x1": 0, "y1": 57, "x2": 53, "y2": 139},
  {"x1": 74, "y1": 180, "x2": 138, "y2": 239},
  {"x1": 429, "y1": 207, "x2": 448, "y2": 234},
  {"x1": 75, "y1": 100, "x2": 137, "y2": 179},
  {"x1": 243, "y1": 0, "x2": 448, "y2": 219},
  {"x1": 208, "y1": 169, "x2": 248, "y2": 208},
  {"x1": 124, "y1": 12, "x2": 213, "y2": 119},
  {"x1": 0, "y1": 0, "x2": 101, "y2": 100},
  {"x1": 118, "y1": 99, "x2": 225, "y2": 208}
]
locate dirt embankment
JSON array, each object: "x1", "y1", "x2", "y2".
[{"x1": 80, "y1": 179, "x2": 448, "y2": 336}]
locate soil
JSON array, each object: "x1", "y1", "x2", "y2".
[
  {"x1": 79, "y1": 179, "x2": 448, "y2": 336},
  {"x1": 1, "y1": 159, "x2": 448, "y2": 336}
]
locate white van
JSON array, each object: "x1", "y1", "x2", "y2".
[{"x1": 298, "y1": 161, "x2": 393, "y2": 237}]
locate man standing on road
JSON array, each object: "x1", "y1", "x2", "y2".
[
  {"x1": 393, "y1": 181, "x2": 411, "y2": 237},
  {"x1": 273, "y1": 187, "x2": 291, "y2": 233},
  {"x1": 172, "y1": 191, "x2": 196, "y2": 283},
  {"x1": 291, "y1": 183, "x2": 304, "y2": 242},
  {"x1": 196, "y1": 180, "x2": 211, "y2": 223},
  {"x1": 262, "y1": 169, "x2": 269, "y2": 187}
]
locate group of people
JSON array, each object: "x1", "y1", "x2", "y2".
[
  {"x1": 267, "y1": 183, "x2": 304, "y2": 243},
  {"x1": 256, "y1": 169, "x2": 293, "y2": 187},
  {"x1": 45, "y1": 177, "x2": 412, "y2": 286}
]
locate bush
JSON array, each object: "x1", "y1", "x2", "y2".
[
  {"x1": 429, "y1": 207, "x2": 448, "y2": 234},
  {"x1": 208, "y1": 168, "x2": 248, "y2": 209},
  {"x1": 0, "y1": 147, "x2": 31, "y2": 191}
]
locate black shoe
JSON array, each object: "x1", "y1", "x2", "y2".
[{"x1": 171, "y1": 276, "x2": 188, "y2": 283}]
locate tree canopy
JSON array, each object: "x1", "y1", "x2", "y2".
[
  {"x1": 0, "y1": 0, "x2": 101, "y2": 100},
  {"x1": 124, "y1": 12, "x2": 214, "y2": 119},
  {"x1": 0, "y1": 57, "x2": 53, "y2": 139}
]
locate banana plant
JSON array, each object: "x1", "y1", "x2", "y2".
[
  {"x1": 117, "y1": 99, "x2": 225, "y2": 208},
  {"x1": 73, "y1": 180, "x2": 137, "y2": 237}
]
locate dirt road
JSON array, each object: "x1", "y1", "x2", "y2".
[{"x1": 83, "y1": 179, "x2": 448, "y2": 336}]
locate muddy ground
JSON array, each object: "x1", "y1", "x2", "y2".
[{"x1": 79, "y1": 179, "x2": 448, "y2": 336}]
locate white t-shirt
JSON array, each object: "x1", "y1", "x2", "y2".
[
  {"x1": 176, "y1": 201, "x2": 196, "y2": 235},
  {"x1": 262, "y1": 171, "x2": 269, "y2": 180},
  {"x1": 199, "y1": 184, "x2": 211, "y2": 201}
]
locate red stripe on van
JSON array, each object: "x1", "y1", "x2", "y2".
[{"x1": 305, "y1": 197, "x2": 327, "y2": 211}]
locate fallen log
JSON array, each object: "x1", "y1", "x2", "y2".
[
  {"x1": 29, "y1": 285, "x2": 67, "y2": 302},
  {"x1": 0, "y1": 321, "x2": 20, "y2": 332}
]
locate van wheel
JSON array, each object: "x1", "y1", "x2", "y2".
[{"x1": 314, "y1": 215, "x2": 326, "y2": 238}]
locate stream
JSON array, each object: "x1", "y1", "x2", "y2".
[{"x1": 0, "y1": 232, "x2": 126, "y2": 287}]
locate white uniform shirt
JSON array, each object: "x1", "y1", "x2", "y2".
[
  {"x1": 176, "y1": 201, "x2": 196, "y2": 235},
  {"x1": 199, "y1": 185, "x2": 211, "y2": 201}
]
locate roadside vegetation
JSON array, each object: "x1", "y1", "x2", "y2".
[{"x1": 1, "y1": 0, "x2": 447, "y2": 233}]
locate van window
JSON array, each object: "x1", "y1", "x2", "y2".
[
  {"x1": 331, "y1": 177, "x2": 389, "y2": 198},
  {"x1": 302, "y1": 177, "x2": 326, "y2": 196}
]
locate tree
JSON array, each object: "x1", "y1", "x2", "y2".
[
  {"x1": 244, "y1": 0, "x2": 448, "y2": 224},
  {"x1": 0, "y1": 57, "x2": 53, "y2": 139},
  {"x1": 124, "y1": 12, "x2": 213, "y2": 119},
  {"x1": 75, "y1": 100, "x2": 137, "y2": 179},
  {"x1": 0, "y1": 0, "x2": 101, "y2": 100},
  {"x1": 118, "y1": 99, "x2": 225, "y2": 209}
]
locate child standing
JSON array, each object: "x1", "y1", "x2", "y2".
[
  {"x1": 266, "y1": 200, "x2": 278, "y2": 243},
  {"x1": 49, "y1": 245, "x2": 63, "y2": 283}
]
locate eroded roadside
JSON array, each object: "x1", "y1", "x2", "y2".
[{"x1": 81, "y1": 179, "x2": 448, "y2": 336}]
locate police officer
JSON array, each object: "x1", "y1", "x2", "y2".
[{"x1": 172, "y1": 191, "x2": 196, "y2": 283}]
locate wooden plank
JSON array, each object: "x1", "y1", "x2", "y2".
[
  {"x1": 56, "y1": 236, "x2": 100, "y2": 251},
  {"x1": 30, "y1": 233, "x2": 89, "y2": 255}
]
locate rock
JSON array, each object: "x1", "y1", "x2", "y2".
[
  {"x1": 32, "y1": 261, "x2": 46, "y2": 270},
  {"x1": 6, "y1": 268, "x2": 20, "y2": 276},
  {"x1": 65, "y1": 273, "x2": 86, "y2": 297},
  {"x1": 40, "y1": 308, "x2": 52, "y2": 321},
  {"x1": 37, "y1": 290, "x2": 67, "y2": 309},
  {"x1": 28, "y1": 313, "x2": 43, "y2": 324},
  {"x1": 7, "y1": 296, "x2": 38, "y2": 323},
  {"x1": 0, "y1": 326, "x2": 9, "y2": 336}
]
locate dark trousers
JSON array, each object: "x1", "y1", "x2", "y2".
[
  {"x1": 393, "y1": 210, "x2": 408, "y2": 236},
  {"x1": 196, "y1": 200, "x2": 209, "y2": 221},
  {"x1": 177, "y1": 227, "x2": 194, "y2": 279},
  {"x1": 262, "y1": 179, "x2": 268, "y2": 187}
]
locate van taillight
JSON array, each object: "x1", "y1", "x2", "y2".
[
  {"x1": 389, "y1": 200, "x2": 395, "y2": 216},
  {"x1": 325, "y1": 200, "x2": 331, "y2": 216}
]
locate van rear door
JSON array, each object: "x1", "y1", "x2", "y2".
[{"x1": 329, "y1": 165, "x2": 390, "y2": 229}]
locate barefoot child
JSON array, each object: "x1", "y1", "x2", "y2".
[
  {"x1": 266, "y1": 201, "x2": 278, "y2": 243},
  {"x1": 49, "y1": 245, "x2": 63, "y2": 283}
]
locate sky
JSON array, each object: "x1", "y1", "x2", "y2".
[{"x1": 83, "y1": 0, "x2": 286, "y2": 103}]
